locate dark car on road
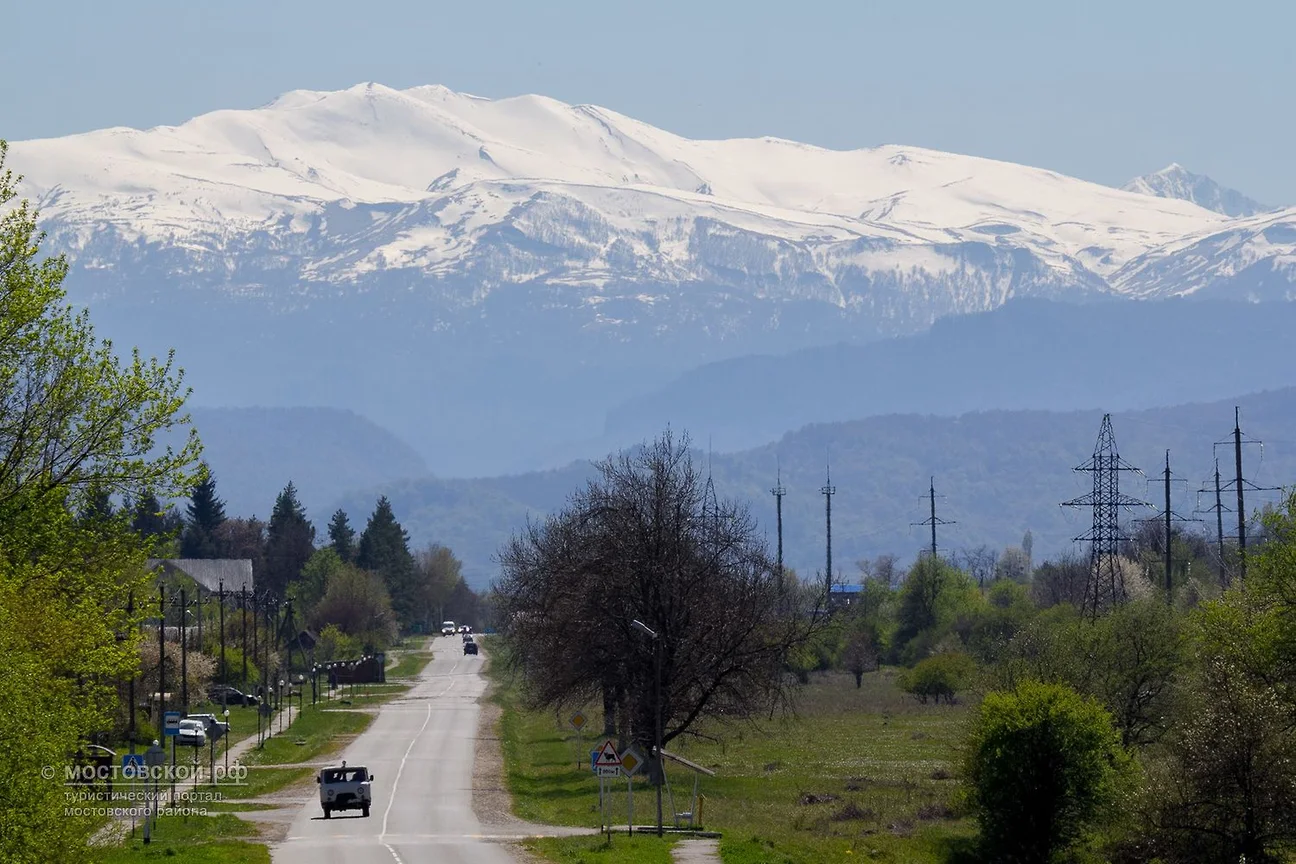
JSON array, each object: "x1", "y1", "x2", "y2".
[
  {"x1": 208, "y1": 685, "x2": 259, "y2": 707},
  {"x1": 463, "y1": 638, "x2": 478, "y2": 655}
]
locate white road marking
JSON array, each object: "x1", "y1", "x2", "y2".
[{"x1": 378, "y1": 666, "x2": 458, "y2": 863}]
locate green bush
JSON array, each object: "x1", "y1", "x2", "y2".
[
  {"x1": 964, "y1": 680, "x2": 1132, "y2": 863},
  {"x1": 897, "y1": 651, "x2": 976, "y2": 704}
]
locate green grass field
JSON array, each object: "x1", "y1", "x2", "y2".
[
  {"x1": 494, "y1": 665, "x2": 976, "y2": 864},
  {"x1": 95, "y1": 813, "x2": 270, "y2": 864},
  {"x1": 387, "y1": 650, "x2": 434, "y2": 679}
]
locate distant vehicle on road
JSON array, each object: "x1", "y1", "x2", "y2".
[
  {"x1": 458, "y1": 624, "x2": 472, "y2": 634},
  {"x1": 318, "y1": 761, "x2": 373, "y2": 818},
  {"x1": 208, "y1": 685, "x2": 259, "y2": 707},
  {"x1": 176, "y1": 718, "x2": 206, "y2": 747},
  {"x1": 463, "y1": 639, "x2": 478, "y2": 656},
  {"x1": 440, "y1": 621, "x2": 456, "y2": 636}
]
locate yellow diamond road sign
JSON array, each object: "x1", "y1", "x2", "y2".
[
  {"x1": 619, "y1": 745, "x2": 644, "y2": 777},
  {"x1": 569, "y1": 711, "x2": 587, "y2": 731}
]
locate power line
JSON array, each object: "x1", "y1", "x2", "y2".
[
  {"x1": 1062, "y1": 414, "x2": 1150, "y2": 618},
  {"x1": 771, "y1": 458, "x2": 786, "y2": 584},
  {"x1": 1134, "y1": 450, "x2": 1196, "y2": 604},
  {"x1": 821, "y1": 456, "x2": 835, "y2": 597},
  {"x1": 1194, "y1": 459, "x2": 1232, "y2": 589},
  {"x1": 911, "y1": 476, "x2": 955, "y2": 561},
  {"x1": 1213, "y1": 406, "x2": 1280, "y2": 581}
]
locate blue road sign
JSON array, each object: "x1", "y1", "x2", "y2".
[
  {"x1": 163, "y1": 711, "x2": 181, "y2": 736},
  {"x1": 590, "y1": 750, "x2": 598, "y2": 773},
  {"x1": 121, "y1": 753, "x2": 145, "y2": 777}
]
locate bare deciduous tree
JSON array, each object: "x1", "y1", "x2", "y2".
[
  {"x1": 954, "y1": 545, "x2": 999, "y2": 587},
  {"x1": 496, "y1": 430, "x2": 819, "y2": 755}
]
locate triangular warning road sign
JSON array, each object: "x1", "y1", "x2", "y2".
[{"x1": 595, "y1": 739, "x2": 621, "y2": 765}]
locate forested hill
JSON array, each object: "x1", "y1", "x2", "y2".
[{"x1": 324, "y1": 389, "x2": 1296, "y2": 588}]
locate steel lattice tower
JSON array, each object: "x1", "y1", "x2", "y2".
[{"x1": 1063, "y1": 414, "x2": 1146, "y2": 618}]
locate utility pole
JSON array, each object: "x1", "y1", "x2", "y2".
[
  {"x1": 821, "y1": 460, "x2": 835, "y2": 597},
  {"x1": 219, "y1": 581, "x2": 227, "y2": 685},
  {"x1": 1194, "y1": 460, "x2": 1232, "y2": 589},
  {"x1": 240, "y1": 587, "x2": 248, "y2": 687},
  {"x1": 911, "y1": 477, "x2": 955, "y2": 562},
  {"x1": 179, "y1": 588, "x2": 188, "y2": 712},
  {"x1": 158, "y1": 586, "x2": 166, "y2": 723},
  {"x1": 771, "y1": 464, "x2": 786, "y2": 584},
  {"x1": 1139, "y1": 451, "x2": 1193, "y2": 605},
  {"x1": 128, "y1": 591, "x2": 136, "y2": 754},
  {"x1": 1212, "y1": 407, "x2": 1278, "y2": 582},
  {"x1": 1234, "y1": 407, "x2": 1245, "y2": 575}
]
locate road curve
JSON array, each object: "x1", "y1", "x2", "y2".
[{"x1": 272, "y1": 638, "x2": 525, "y2": 864}]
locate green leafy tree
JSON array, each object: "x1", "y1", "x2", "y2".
[
  {"x1": 291, "y1": 548, "x2": 345, "y2": 621},
  {"x1": 964, "y1": 680, "x2": 1133, "y2": 863},
  {"x1": 307, "y1": 564, "x2": 400, "y2": 652},
  {"x1": 898, "y1": 651, "x2": 976, "y2": 703},
  {"x1": 263, "y1": 481, "x2": 316, "y2": 599},
  {"x1": 327, "y1": 508, "x2": 356, "y2": 563},
  {"x1": 0, "y1": 141, "x2": 201, "y2": 863},
  {"x1": 181, "y1": 463, "x2": 225, "y2": 558},
  {"x1": 357, "y1": 496, "x2": 418, "y2": 628}
]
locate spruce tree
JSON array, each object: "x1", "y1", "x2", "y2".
[
  {"x1": 264, "y1": 481, "x2": 316, "y2": 599},
  {"x1": 327, "y1": 509, "x2": 356, "y2": 563},
  {"x1": 77, "y1": 486, "x2": 114, "y2": 525},
  {"x1": 357, "y1": 496, "x2": 418, "y2": 628},
  {"x1": 181, "y1": 463, "x2": 226, "y2": 558},
  {"x1": 130, "y1": 492, "x2": 168, "y2": 539}
]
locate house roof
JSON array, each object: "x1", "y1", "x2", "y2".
[
  {"x1": 147, "y1": 559, "x2": 254, "y2": 593},
  {"x1": 829, "y1": 583, "x2": 863, "y2": 594}
]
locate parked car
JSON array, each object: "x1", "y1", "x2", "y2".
[
  {"x1": 440, "y1": 621, "x2": 456, "y2": 636},
  {"x1": 184, "y1": 713, "x2": 228, "y2": 740},
  {"x1": 318, "y1": 761, "x2": 374, "y2": 818},
  {"x1": 176, "y1": 718, "x2": 206, "y2": 747},
  {"x1": 208, "y1": 685, "x2": 259, "y2": 707},
  {"x1": 463, "y1": 639, "x2": 478, "y2": 656}
]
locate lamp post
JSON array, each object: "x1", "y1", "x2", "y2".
[
  {"x1": 631, "y1": 619, "x2": 664, "y2": 838},
  {"x1": 278, "y1": 680, "x2": 285, "y2": 734},
  {"x1": 223, "y1": 709, "x2": 230, "y2": 775},
  {"x1": 295, "y1": 674, "x2": 304, "y2": 716}
]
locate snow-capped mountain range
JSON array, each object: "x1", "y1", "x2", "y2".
[
  {"x1": 13, "y1": 82, "x2": 1296, "y2": 319},
  {"x1": 8, "y1": 83, "x2": 1296, "y2": 475}
]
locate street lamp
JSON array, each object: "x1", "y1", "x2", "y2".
[
  {"x1": 223, "y1": 709, "x2": 230, "y2": 775},
  {"x1": 296, "y1": 674, "x2": 304, "y2": 715},
  {"x1": 631, "y1": 619, "x2": 664, "y2": 838},
  {"x1": 278, "y1": 680, "x2": 285, "y2": 735}
]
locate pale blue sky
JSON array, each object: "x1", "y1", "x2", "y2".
[{"x1": 4, "y1": 0, "x2": 1293, "y2": 203}]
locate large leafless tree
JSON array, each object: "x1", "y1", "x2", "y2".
[{"x1": 496, "y1": 430, "x2": 818, "y2": 756}]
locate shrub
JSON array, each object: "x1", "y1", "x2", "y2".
[
  {"x1": 898, "y1": 652, "x2": 976, "y2": 704},
  {"x1": 964, "y1": 680, "x2": 1132, "y2": 863}
]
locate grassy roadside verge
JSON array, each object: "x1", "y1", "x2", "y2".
[
  {"x1": 490, "y1": 659, "x2": 976, "y2": 864},
  {"x1": 95, "y1": 814, "x2": 269, "y2": 864}
]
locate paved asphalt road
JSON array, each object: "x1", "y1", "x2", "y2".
[{"x1": 272, "y1": 638, "x2": 526, "y2": 864}]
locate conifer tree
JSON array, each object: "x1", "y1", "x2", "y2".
[
  {"x1": 182, "y1": 463, "x2": 226, "y2": 558},
  {"x1": 357, "y1": 496, "x2": 418, "y2": 628},
  {"x1": 130, "y1": 491, "x2": 168, "y2": 539},
  {"x1": 264, "y1": 481, "x2": 316, "y2": 599},
  {"x1": 327, "y1": 509, "x2": 357, "y2": 563}
]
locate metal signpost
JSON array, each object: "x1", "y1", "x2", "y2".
[
  {"x1": 143, "y1": 742, "x2": 165, "y2": 844},
  {"x1": 569, "y1": 710, "x2": 587, "y2": 769},
  {"x1": 162, "y1": 711, "x2": 180, "y2": 805},
  {"x1": 593, "y1": 740, "x2": 621, "y2": 835},
  {"x1": 619, "y1": 745, "x2": 644, "y2": 834}
]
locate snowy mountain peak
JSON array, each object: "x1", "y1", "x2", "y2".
[
  {"x1": 1122, "y1": 163, "x2": 1269, "y2": 218},
  {"x1": 8, "y1": 82, "x2": 1295, "y2": 326}
]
